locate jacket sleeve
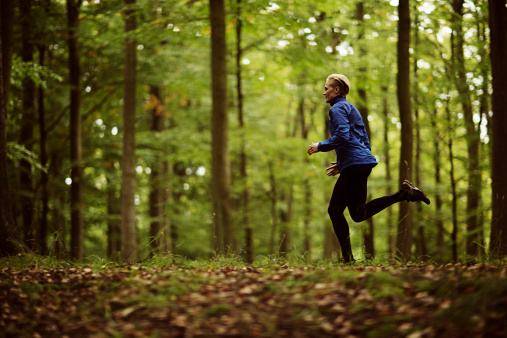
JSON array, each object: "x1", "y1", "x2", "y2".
[{"x1": 317, "y1": 104, "x2": 350, "y2": 152}]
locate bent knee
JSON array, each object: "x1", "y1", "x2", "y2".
[{"x1": 349, "y1": 209, "x2": 366, "y2": 223}]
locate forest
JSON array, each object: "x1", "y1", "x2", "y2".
[{"x1": 1, "y1": 0, "x2": 506, "y2": 337}]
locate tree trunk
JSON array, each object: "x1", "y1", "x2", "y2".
[
  {"x1": 66, "y1": 0, "x2": 83, "y2": 260},
  {"x1": 395, "y1": 0, "x2": 413, "y2": 260},
  {"x1": 355, "y1": 2, "x2": 374, "y2": 260},
  {"x1": 279, "y1": 186, "x2": 293, "y2": 256},
  {"x1": 451, "y1": 0, "x2": 481, "y2": 258},
  {"x1": 235, "y1": 0, "x2": 252, "y2": 263},
  {"x1": 20, "y1": 0, "x2": 36, "y2": 251},
  {"x1": 446, "y1": 98, "x2": 458, "y2": 262},
  {"x1": 0, "y1": 0, "x2": 19, "y2": 256},
  {"x1": 106, "y1": 168, "x2": 121, "y2": 259},
  {"x1": 297, "y1": 95, "x2": 312, "y2": 258},
  {"x1": 121, "y1": 0, "x2": 137, "y2": 263},
  {"x1": 210, "y1": 0, "x2": 233, "y2": 254},
  {"x1": 50, "y1": 153, "x2": 67, "y2": 259},
  {"x1": 476, "y1": 13, "x2": 488, "y2": 257},
  {"x1": 430, "y1": 106, "x2": 444, "y2": 258},
  {"x1": 489, "y1": 0, "x2": 507, "y2": 258},
  {"x1": 412, "y1": 5, "x2": 427, "y2": 259},
  {"x1": 382, "y1": 86, "x2": 394, "y2": 257},
  {"x1": 148, "y1": 85, "x2": 164, "y2": 255},
  {"x1": 268, "y1": 161, "x2": 278, "y2": 255},
  {"x1": 38, "y1": 46, "x2": 49, "y2": 255}
]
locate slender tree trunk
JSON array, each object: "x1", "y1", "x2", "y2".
[
  {"x1": 298, "y1": 95, "x2": 312, "y2": 257},
  {"x1": 451, "y1": 0, "x2": 481, "y2": 258},
  {"x1": 489, "y1": 0, "x2": 507, "y2": 258},
  {"x1": 477, "y1": 13, "x2": 488, "y2": 257},
  {"x1": 19, "y1": 0, "x2": 36, "y2": 251},
  {"x1": 412, "y1": 5, "x2": 427, "y2": 259},
  {"x1": 235, "y1": 0, "x2": 252, "y2": 263},
  {"x1": 382, "y1": 86, "x2": 394, "y2": 257},
  {"x1": 50, "y1": 153, "x2": 66, "y2": 258},
  {"x1": 148, "y1": 85, "x2": 164, "y2": 255},
  {"x1": 279, "y1": 186, "x2": 293, "y2": 256},
  {"x1": 446, "y1": 99, "x2": 458, "y2": 262},
  {"x1": 106, "y1": 168, "x2": 121, "y2": 259},
  {"x1": 38, "y1": 46, "x2": 49, "y2": 255},
  {"x1": 395, "y1": 0, "x2": 413, "y2": 260},
  {"x1": 121, "y1": 0, "x2": 137, "y2": 263},
  {"x1": 355, "y1": 1, "x2": 374, "y2": 260},
  {"x1": 268, "y1": 161, "x2": 278, "y2": 255},
  {"x1": 210, "y1": 0, "x2": 233, "y2": 254},
  {"x1": 0, "y1": 0, "x2": 19, "y2": 256},
  {"x1": 67, "y1": 0, "x2": 83, "y2": 260},
  {"x1": 430, "y1": 106, "x2": 444, "y2": 258}
]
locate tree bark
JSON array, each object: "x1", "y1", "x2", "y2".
[
  {"x1": 0, "y1": 0, "x2": 19, "y2": 256},
  {"x1": 451, "y1": 0, "x2": 482, "y2": 258},
  {"x1": 489, "y1": 0, "x2": 507, "y2": 258},
  {"x1": 210, "y1": 0, "x2": 233, "y2": 254},
  {"x1": 382, "y1": 86, "x2": 395, "y2": 257},
  {"x1": 268, "y1": 161, "x2": 278, "y2": 255},
  {"x1": 430, "y1": 106, "x2": 444, "y2": 258},
  {"x1": 355, "y1": 2, "x2": 374, "y2": 260},
  {"x1": 148, "y1": 85, "x2": 165, "y2": 255},
  {"x1": 446, "y1": 98, "x2": 458, "y2": 262},
  {"x1": 279, "y1": 186, "x2": 293, "y2": 256},
  {"x1": 106, "y1": 168, "x2": 121, "y2": 259},
  {"x1": 38, "y1": 46, "x2": 49, "y2": 255},
  {"x1": 235, "y1": 0, "x2": 252, "y2": 263},
  {"x1": 121, "y1": 0, "x2": 138, "y2": 263},
  {"x1": 66, "y1": 0, "x2": 83, "y2": 260},
  {"x1": 412, "y1": 5, "x2": 427, "y2": 259},
  {"x1": 395, "y1": 0, "x2": 413, "y2": 260},
  {"x1": 19, "y1": 0, "x2": 36, "y2": 251}
]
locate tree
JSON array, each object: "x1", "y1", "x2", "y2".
[
  {"x1": 0, "y1": 0, "x2": 19, "y2": 256},
  {"x1": 412, "y1": 2, "x2": 427, "y2": 259},
  {"x1": 66, "y1": 0, "x2": 83, "y2": 260},
  {"x1": 148, "y1": 85, "x2": 166, "y2": 255},
  {"x1": 451, "y1": 0, "x2": 482, "y2": 258},
  {"x1": 489, "y1": 0, "x2": 507, "y2": 258},
  {"x1": 38, "y1": 45, "x2": 49, "y2": 255},
  {"x1": 395, "y1": 0, "x2": 413, "y2": 260},
  {"x1": 121, "y1": 0, "x2": 138, "y2": 263},
  {"x1": 355, "y1": 1, "x2": 374, "y2": 260},
  {"x1": 210, "y1": 0, "x2": 233, "y2": 254},
  {"x1": 235, "y1": 0, "x2": 252, "y2": 263},
  {"x1": 19, "y1": 0, "x2": 36, "y2": 250}
]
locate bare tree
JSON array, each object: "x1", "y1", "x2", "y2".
[
  {"x1": 121, "y1": 0, "x2": 138, "y2": 262},
  {"x1": 210, "y1": 0, "x2": 234, "y2": 254},
  {"x1": 451, "y1": 0, "x2": 482, "y2": 258},
  {"x1": 489, "y1": 0, "x2": 507, "y2": 258},
  {"x1": 66, "y1": 0, "x2": 84, "y2": 259},
  {"x1": 395, "y1": 0, "x2": 414, "y2": 260},
  {"x1": 0, "y1": 0, "x2": 19, "y2": 256}
]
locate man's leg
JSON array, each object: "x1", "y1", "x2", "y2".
[{"x1": 328, "y1": 173, "x2": 354, "y2": 262}]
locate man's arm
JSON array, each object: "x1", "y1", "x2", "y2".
[{"x1": 317, "y1": 105, "x2": 351, "y2": 152}]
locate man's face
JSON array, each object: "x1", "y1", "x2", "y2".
[{"x1": 323, "y1": 79, "x2": 340, "y2": 103}]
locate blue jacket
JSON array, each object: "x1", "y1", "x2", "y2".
[{"x1": 318, "y1": 96, "x2": 378, "y2": 172}]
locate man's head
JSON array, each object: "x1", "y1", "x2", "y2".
[{"x1": 323, "y1": 73, "x2": 350, "y2": 103}]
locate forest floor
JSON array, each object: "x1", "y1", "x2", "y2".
[{"x1": 1, "y1": 255, "x2": 507, "y2": 338}]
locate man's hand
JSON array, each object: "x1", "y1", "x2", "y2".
[
  {"x1": 307, "y1": 142, "x2": 319, "y2": 155},
  {"x1": 326, "y1": 162, "x2": 340, "y2": 176}
]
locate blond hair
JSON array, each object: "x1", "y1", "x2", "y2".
[{"x1": 326, "y1": 73, "x2": 350, "y2": 96}]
